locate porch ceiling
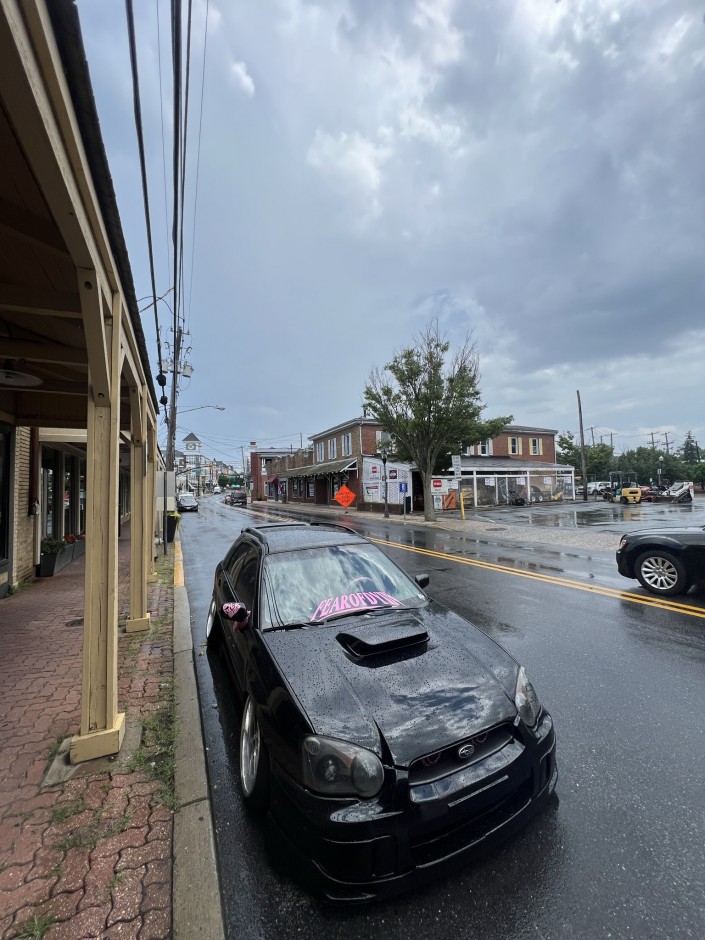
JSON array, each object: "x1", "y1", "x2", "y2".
[{"x1": 0, "y1": 2, "x2": 155, "y2": 432}]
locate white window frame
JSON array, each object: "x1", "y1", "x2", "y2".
[
  {"x1": 328, "y1": 438, "x2": 337, "y2": 459},
  {"x1": 530, "y1": 437, "x2": 543, "y2": 456},
  {"x1": 509, "y1": 437, "x2": 520, "y2": 455},
  {"x1": 342, "y1": 433, "x2": 352, "y2": 457},
  {"x1": 316, "y1": 442, "x2": 324, "y2": 462},
  {"x1": 478, "y1": 439, "x2": 492, "y2": 456}
]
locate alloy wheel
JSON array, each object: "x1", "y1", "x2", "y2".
[{"x1": 240, "y1": 698, "x2": 261, "y2": 797}]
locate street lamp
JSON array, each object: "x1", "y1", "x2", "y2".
[
  {"x1": 658, "y1": 455, "x2": 664, "y2": 490},
  {"x1": 382, "y1": 448, "x2": 389, "y2": 518},
  {"x1": 179, "y1": 404, "x2": 225, "y2": 414}
]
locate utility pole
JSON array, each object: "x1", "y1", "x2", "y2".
[
  {"x1": 650, "y1": 431, "x2": 657, "y2": 449},
  {"x1": 587, "y1": 426, "x2": 596, "y2": 446},
  {"x1": 663, "y1": 432, "x2": 671, "y2": 454},
  {"x1": 165, "y1": 326, "x2": 182, "y2": 471},
  {"x1": 577, "y1": 391, "x2": 589, "y2": 501}
]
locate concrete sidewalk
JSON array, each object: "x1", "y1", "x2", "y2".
[{"x1": 0, "y1": 532, "x2": 222, "y2": 940}]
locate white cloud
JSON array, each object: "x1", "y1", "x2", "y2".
[
  {"x1": 306, "y1": 129, "x2": 392, "y2": 221},
  {"x1": 412, "y1": 0, "x2": 464, "y2": 66},
  {"x1": 230, "y1": 60, "x2": 255, "y2": 96}
]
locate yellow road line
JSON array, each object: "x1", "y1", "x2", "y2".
[
  {"x1": 371, "y1": 537, "x2": 705, "y2": 620},
  {"x1": 174, "y1": 538, "x2": 184, "y2": 588}
]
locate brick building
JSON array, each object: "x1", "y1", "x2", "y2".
[{"x1": 254, "y1": 420, "x2": 573, "y2": 512}]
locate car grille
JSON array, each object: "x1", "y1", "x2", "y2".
[
  {"x1": 409, "y1": 777, "x2": 533, "y2": 868},
  {"x1": 408, "y1": 723, "x2": 514, "y2": 786}
]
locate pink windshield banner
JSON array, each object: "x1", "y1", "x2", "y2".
[{"x1": 311, "y1": 591, "x2": 403, "y2": 622}]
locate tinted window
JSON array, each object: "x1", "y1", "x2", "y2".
[
  {"x1": 226, "y1": 543, "x2": 251, "y2": 584},
  {"x1": 234, "y1": 555, "x2": 259, "y2": 611}
]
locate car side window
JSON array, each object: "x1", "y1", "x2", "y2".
[
  {"x1": 226, "y1": 544, "x2": 250, "y2": 586},
  {"x1": 234, "y1": 553, "x2": 258, "y2": 613}
]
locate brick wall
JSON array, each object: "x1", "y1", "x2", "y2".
[
  {"x1": 486, "y1": 432, "x2": 556, "y2": 462},
  {"x1": 12, "y1": 427, "x2": 36, "y2": 586}
]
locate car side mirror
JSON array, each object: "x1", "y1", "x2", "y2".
[
  {"x1": 222, "y1": 602, "x2": 250, "y2": 630},
  {"x1": 415, "y1": 573, "x2": 430, "y2": 589}
]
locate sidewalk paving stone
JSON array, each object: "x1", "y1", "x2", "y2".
[{"x1": 0, "y1": 533, "x2": 179, "y2": 940}]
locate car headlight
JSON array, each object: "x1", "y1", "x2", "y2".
[
  {"x1": 514, "y1": 666, "x2": 542, "y2": 727},
  {"x1": 302, "y1": 736, "x2": 384, "y2": 798}
]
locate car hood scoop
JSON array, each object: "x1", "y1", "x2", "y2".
[{"x1": 336, "y1": 621, "x2": 429, "y2": 659}]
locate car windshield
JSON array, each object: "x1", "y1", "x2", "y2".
[{"x1": 260, "y1": 543, "x2": 427, "y2": 629}]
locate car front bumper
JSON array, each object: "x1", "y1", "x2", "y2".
[
  {"x1": 267, "y1": 713, "x2": 557, "y2": 902},
  {"x1": 616, "y1": 549, "x2": 633, "y2": 579}
]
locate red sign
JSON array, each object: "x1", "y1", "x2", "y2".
[
  {"x1": 432, "y1": 479, "x2": 443, "y2": 488},
  {"x1": 371, "y1": 466, "x2": 378, "y2": 474},
  {"x1": 334, "y1": 485, "x2": 356, "y2": 509}
]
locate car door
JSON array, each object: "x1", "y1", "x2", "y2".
[
  {"x1": 217, "y1": 543, "x2": 252, "y2": 691},
  {"x1": 222, "y1": 546, "x2": 260, "y2": 693}
]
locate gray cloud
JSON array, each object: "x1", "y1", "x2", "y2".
[{"x1": 77, "y1": 0, "x2": 705, "y2": 458}]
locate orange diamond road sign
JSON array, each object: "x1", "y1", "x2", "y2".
[{"x1": 334, "y1": 485, "x2": 355, "y2": 508}]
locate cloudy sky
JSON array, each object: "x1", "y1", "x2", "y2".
[{"x1": 76, "y1": 0, "x2": 705, "y2": 467}]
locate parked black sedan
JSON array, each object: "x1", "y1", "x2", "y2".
[
  {"x1": 205, "y1": 522, "x2": 557, "y2": 901},
  {"x1": 616, "y1": 525, "x2": 705, "y2": 596},
  {"x1": 177, "y1": 492, "x2": 198, "y2": 512}
]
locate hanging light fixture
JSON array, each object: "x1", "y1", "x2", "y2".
[{"x1": 0, "y1": 360, "x2": 42, "y2": 387}]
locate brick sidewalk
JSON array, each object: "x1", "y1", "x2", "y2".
[{"x1": 0, "y1": 534, "x2": 175, "y2": 939}]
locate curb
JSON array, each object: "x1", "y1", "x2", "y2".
[{"x1": 172, "y1": 538, "x2": 225, "y2": 939}]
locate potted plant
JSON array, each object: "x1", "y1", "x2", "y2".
[
  {"x1": 166, "y1": 511, "x2": 180, "y2": 543},
  {"x1": 38, "y1": 537, "x2": 74, "y2": 577},
  {"x1": 72, "y1": 532, "x2": 86, "y2": 558}
]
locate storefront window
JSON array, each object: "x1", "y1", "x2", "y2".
[
  {"x1": 0, "y1": 427, "x2": 9, "y2": 562},
  {"x1": 79, "y1": 460, "x2": 86, "y2": 533},
  {"x1": 41, "y1": 449, "x2": 57, "y2": 538},
  {"x1": 63, "y1": 459, "x2": 72, "y2": 537}
]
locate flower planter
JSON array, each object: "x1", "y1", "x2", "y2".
[
  {"x1": 38, "y1": 544, "x2": 74, "y2": 577},
  {"x1": 72, "y1": 539, "x2": 85, "y2": 558},
  {"x1": 166, "y1": 515, "x2": 179, "y2": 542}
]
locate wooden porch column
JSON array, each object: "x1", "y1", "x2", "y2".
[
  {"x1": 70, "y1": 284, "x2": 124, "y2": 763},
  {"x1": 126, "y1": 388, "x2": 150, "y2": 633}
]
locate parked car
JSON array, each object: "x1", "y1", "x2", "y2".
[
  {"x1": 205, "y1": 522, "x2": 557, "y2": 900},
  {"x1": 587, "y1": 481, "x2": 610, "y2": 495},
  {"x1": 177, "y1": 492, "x2": 198, "y2": 512},
  {"x1": 616, "y1": 525, "x2": 705, "y2": 595},
  {"x1": 213, "y1": 486, "x2": 221, "y2": 495},
  {"x1": 231, "y1": 489, "x2": 247, "y2": 506}
]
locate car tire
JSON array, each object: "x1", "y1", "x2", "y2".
[
  {"x1": 634, "y1": 550, "x2": 690, "y2": 596},
  {"x1": 205, "y1": 594, "x2": 220, "y2": 647},
  {"x1": 620, "y1": 496, "x2": 628, "y2": 504},
  {"x1": 240, "y1": 696, "x2": 270, "y2": 810}
]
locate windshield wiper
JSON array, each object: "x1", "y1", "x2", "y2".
[{"x1": 265, "y1": 621, "x2": 308, "y2": 632}]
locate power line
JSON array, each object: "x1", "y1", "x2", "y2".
[{"x1": 124, "y1": 0, "x2": 166, "y2": 413}]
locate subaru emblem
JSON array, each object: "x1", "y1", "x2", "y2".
[{"x1": 458, "y1": 743, "x2": 475, "y2": 760}]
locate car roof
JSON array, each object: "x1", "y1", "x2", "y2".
[{"x1": 239, "y1": 522, "x2": 367, "y2": 555}]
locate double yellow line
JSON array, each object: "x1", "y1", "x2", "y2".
[{"x1": 372, "y1": 537, "x2": 705, "y2": 620}]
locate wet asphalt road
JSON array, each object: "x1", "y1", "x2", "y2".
[{"x1": 180, "y1": 498, "x2": 705, "y2": 940}]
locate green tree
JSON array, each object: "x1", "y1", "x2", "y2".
[
  {"x1": 364, "y1": 320, "x2": 511, "y2": 521},
  {"x1": 615, "y1": 448, "x2": 686, "y2": 487},
  {"x1": 680, "y1": 431, "x2": 700, "y2": 465}
]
